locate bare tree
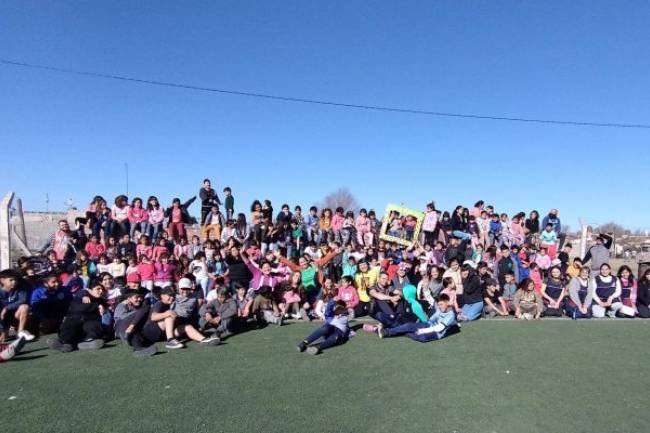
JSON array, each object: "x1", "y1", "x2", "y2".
[
  {"x1": 597, "y1": 222, "x2": 628, "y2": 237},
  {"x1": 316, "y1": 188, "x2": 360, "y2": 213}
]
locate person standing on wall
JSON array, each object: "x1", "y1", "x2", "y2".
[{"x1": 199, "y1": 178, "x2": 221, "y2": 226}]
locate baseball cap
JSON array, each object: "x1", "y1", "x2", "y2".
[{"x1": 178, "y1": 278, "x2": 193, "y2": 290}]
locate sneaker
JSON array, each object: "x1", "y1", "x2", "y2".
[
  {"x1": 522, "y1": 313, "x2": 534, "y2": 320},
  {"x1": 78, "y1": 339, "x2": 105, "y2": 350},
  {"x1": 200, "y1": 336, "x2": 221, "y2": 346},
  {"x1": 291, "y1": 314, "x2": 302, "y2": 320},
  {"x1": 297, "y1": 341, "x2": 307, "y2": 352},
  {"x1": 306, "y1": 345, "x2": 321, "y2": 355},
  {"x1": 276, "y1": 315, "x2": 284, "y2": 327},
  {"x1": 18, "y1": 330, "x2": 35, "y2": 342},
  {"x1": 47, "y1": 338, "x2": 74, "y2": 353},
  {"x1": 10, "y1": 336, "x2": 26, "y2": 355},
  {"x1": 0, "y1": 343, "x2": 16, "y2": 361},
  {"x1": 165, "y1": 338, "x2": 185, "y2": 349},
  {"x1": 362, "y1": 324, "x2": 378, "y2": 333},
  {"x1": 132, "y1": 344, "x2": 157, "y2": 358},
  {"x1": 299, "y1": 309, "x2": 310, "y2": 321},
  {"x1": 377, "y1": 326, "x2": 388, "y2": 339}
]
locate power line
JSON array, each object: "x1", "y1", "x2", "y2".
[{"x1": 1, "y1": 57, "x2": 649, "y2": 129}]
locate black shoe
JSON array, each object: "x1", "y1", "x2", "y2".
[
  {"x1": 78, "y1": 339, "x2": 105, "y2": 350},
  {"x1": 132, "y1": 344, "x2": 157, "y2": 358},
  {"x1": 47, "y1": 338, "x2": 74, "y2": 353},
  {"x1": 378, "y1": 327, "x2": 388, "y2": 339},
  {"x1": 297, "y1": 341, "x2": 307, "y2": 352}
]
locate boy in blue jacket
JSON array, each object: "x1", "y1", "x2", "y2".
[
  {"x1": 30, "y1": 273, "x2": 72, "y2": 334},
  {"x1": 0, "y1": 269, "x2": 34, "y2": 342}
]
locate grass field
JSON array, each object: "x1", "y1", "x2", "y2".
[{"x1": 1, "y1": 319, "x2": 650, "y2": 433}]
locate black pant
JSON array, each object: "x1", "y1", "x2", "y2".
[
  {"x1": 424, "y1": 230, "x2": 436, "y2": 247},
  {"x1": 201, "y1": 207, "x2": 211, "y2": 226},
  {"x1": 141, "y1": 320, "x2": 165, "y2": 345},
  {"x1": 59, "y1": 316, "x2": 103, "y2": 344},
  {"x1": 353, "y1": 302, "x2": 371, "y2": 318},
  {"x1": 116, "y1": 306, "x2": 152, "y2": 350},
  {"x1": 637, "y1": 303, "x2": 650, "y2": 318}
]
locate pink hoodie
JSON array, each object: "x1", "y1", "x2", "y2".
[
  {"x1": 331, "y1": 213, "x2": 345, "y2": 231},
  {"x1": 128, "y1": 207, "x2": 149, "y2": 223},
  {"x1": 355, "y1": 215, "x2": 371, "y2": 234},
  {"x1": 336, "y1": 285, "x2": 359, "y2": 308}
]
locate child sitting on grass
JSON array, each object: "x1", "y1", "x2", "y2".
[{"x1": 297, "y1": 300, "x2": 350, "y2": 355}]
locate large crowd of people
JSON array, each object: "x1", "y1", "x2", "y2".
[{"x1": 1, "y1": 177, "x2": 649, "y2": 361}]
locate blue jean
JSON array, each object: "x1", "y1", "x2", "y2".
[
  {"x1": 462, "y1": 301, "x2": 484, "y2": 321},
  {"x1": 304, "y1": 324, "x2": 347, "y2": 350},
  {"x1": 143, "y1": 223, "x2": 163, "y2": 240},
  {"x1": 372, "y1": 299, "x2": 406, "y2": 327},
  {"x1": 452, "y1": 230, "x2": 472, "y2": 241},
  {"x1": 130, "y1": 222, "x2": 146, "y2": 239},
  {"x1": 386, "y1": 321, "x2": 425, "y2": 336}
]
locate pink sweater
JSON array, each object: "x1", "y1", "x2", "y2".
[
  {"x1": 355, "y1": 216, "x2": 371, "y2": 234},
  {"x1": 137, "y1": 263, "x2": 155, "y2": 280},
  {"x1": 336, "y1": 285, "x2": 360, "y2": 308},
  {"x1": 331, "y1": 214, "x2": 345, "y2": 231},
  {"x1": 128, "y1": 207, "x2": 149, "y2": 223}
]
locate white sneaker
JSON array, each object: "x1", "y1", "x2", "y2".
[{"x1": 18, "y1": 330, "x2": 35, "y2": 342}]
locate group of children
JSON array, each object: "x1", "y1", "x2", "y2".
[{"x1": 2, "y1": 187, "x2": 648, "y2": 361}]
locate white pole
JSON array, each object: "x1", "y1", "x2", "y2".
[
  {"x1": 579, "y1": 218, "x2": 588, "y2": 259},
  {"x1": 0, "y1": 192, "x2": 15, "y2": 269}
]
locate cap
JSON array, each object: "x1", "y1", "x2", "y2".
[
  {"x1": 462, "y1": 260, "x2": 477, "y2": 270},
  {"x1": 126, "y1": 273, "x2": 141, "y2": 284},
  {"x1": 178, "y1": 278, "x2": 193, "y2": 290}
]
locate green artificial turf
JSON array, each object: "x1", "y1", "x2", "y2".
[{"x1": 1, "y1": 320, "x2": 649, "y2": 433}]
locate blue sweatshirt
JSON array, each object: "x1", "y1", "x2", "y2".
[
  {"x1": 426, "y1": 303, "x2": 458, "y2": 339},
  {"x1": 30, "y1": 286, "x2": 72, "y2": 316},
  {"x1": 0, "y1": 289, "x2": 29, "y2": 311}
]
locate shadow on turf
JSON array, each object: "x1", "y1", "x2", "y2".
[{"x1": 13, "y1": 354, "x2": 48, "y2": 361}]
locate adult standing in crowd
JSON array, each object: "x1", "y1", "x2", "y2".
[
  {"x1": 582, "y1": 233, "x2": 613, "y2": 278},
  {"x1": 541, "y1": 209, "x2": 566, "y2": 249},
  {"x1": 42, "y1": 219, "x2": 77, "y2": 265},
  {"x1": 200, "y1": 178, "x2": 221, "y2": 226}
]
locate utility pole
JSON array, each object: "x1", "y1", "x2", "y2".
[{"x1": 125, "y1": 163, "x2": 129, "y2": 196}]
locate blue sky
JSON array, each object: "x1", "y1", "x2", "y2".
[{"x1": 1, "y1": 1, "x2": 649, "y2": 230}]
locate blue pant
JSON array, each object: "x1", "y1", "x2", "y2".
[
  {"x1": 372, "y1": 300, "x2": 406, "y2": 326},
  {"x1": 565, "y1": 305, "x2": 592, "y2": 319},
  {"x1": 304, "y1": 324, "x2": 347, "y2": 350},
  {"x1": 453, "y1": 230, "x2": 472, "y2": 241},
  {"x1": 386, "y1": 321, "x2": 425, "y2": 336},
  {"x1": 462, "y1": 301, "x2": 484, "y2": 321}
]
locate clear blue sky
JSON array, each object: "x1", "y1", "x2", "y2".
[{"x1": 1, "y1": 1, "x2": 649, "y2": 230}]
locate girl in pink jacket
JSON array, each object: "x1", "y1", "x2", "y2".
[
  {"x1": 336, "y1": 275, "x2": 360, "y2": 317},
  {"x1": 355, "y1": 208, "x2": 373, "y2": 247},
  {"x1": 128, "y1": 197, "x2": 149, "y2": 239}
]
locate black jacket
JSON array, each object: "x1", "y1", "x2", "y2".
[
  {"x1": 199, "y1": 187, "x2": 221, "y2": 208},
  {"x1": 165, "y1": 196, "x2": 197, "y2": 224},
  {"x1": 462, "y1": 273, "x2": 483, "y2": 304}
]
